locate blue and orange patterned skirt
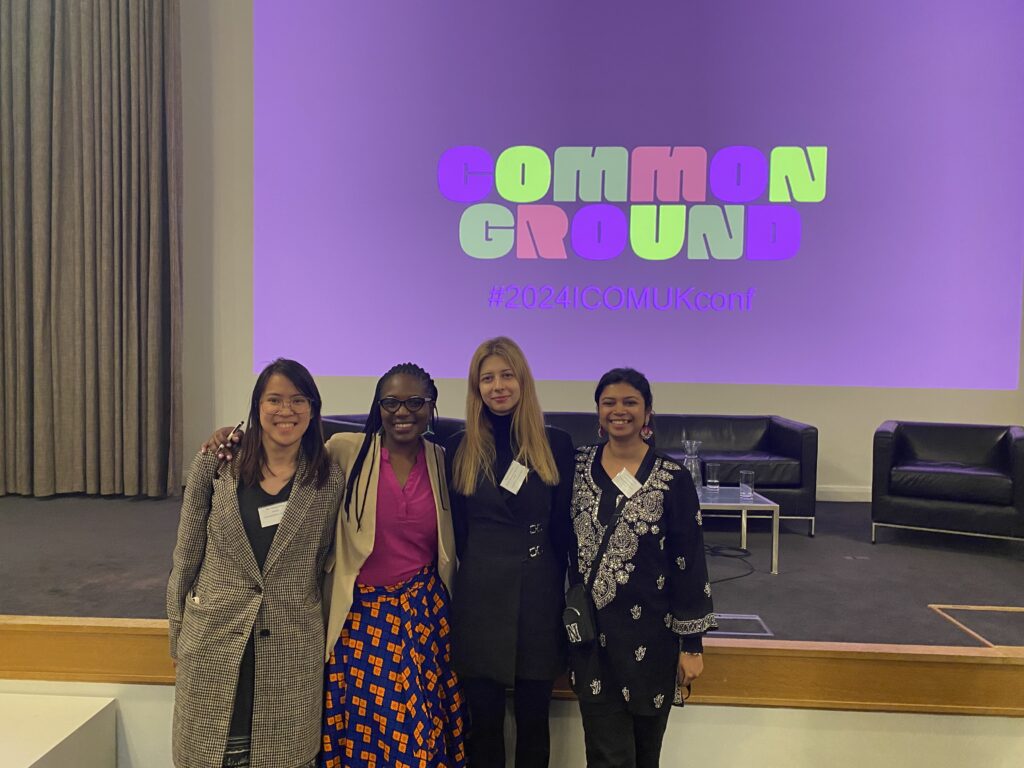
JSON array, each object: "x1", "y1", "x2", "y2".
[{"x1": 321, "y1": 565, "x2": 467, "y2": 768}]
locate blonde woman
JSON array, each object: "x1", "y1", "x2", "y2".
[{"x1": 445, "y1": 337, "x2": 575, "y2": 768}]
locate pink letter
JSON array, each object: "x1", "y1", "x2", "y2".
[
  {"x1": 516, "y1": 205, "x2": 569, "y2": 260},
  {"x1": 629, "y1": 147, "x2": 707, "y2": 202}
]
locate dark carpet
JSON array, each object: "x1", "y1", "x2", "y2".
[{"x1": 1, "y1": 496, "x2": 1022, "y2": 647}]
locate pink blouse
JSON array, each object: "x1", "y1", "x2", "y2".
[{"x1": 357, "y1": 445, "x2": 439, "y2": 587}]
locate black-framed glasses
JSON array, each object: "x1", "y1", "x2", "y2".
[
  {"x1": 260, "y1": 395, "x2": 313, "y2": 414},
  {"x1": 378, "y1": 396, "x2": 433, "y2": 414}
]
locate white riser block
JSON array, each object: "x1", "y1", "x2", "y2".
[{"x1": 0, "y1": 693, "x2": 116, "y2": 768}]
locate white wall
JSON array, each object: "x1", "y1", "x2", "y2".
[
  {"x1": 1, "y1": 680, "x2": 1021, "y2": 768},
  {"x1": 180, "y1": 0, "x2": 1024, "y2": 499}
]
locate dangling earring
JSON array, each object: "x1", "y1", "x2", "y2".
[
  {"x1": 640, "y1": 419, "x2": 654, "y2": 441},
  {"x1": 597, "y1": 424, "x2": 606, "y2": 439},
  {"x1": 422, "y1": 410, "x2": 436, "y2": 438}
]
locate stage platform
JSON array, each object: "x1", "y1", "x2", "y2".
[{"x1": 1, "y1": 494, "x2": 1022, "y2": 716}]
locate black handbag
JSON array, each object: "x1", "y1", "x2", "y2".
[{"x1": 563, "y1": 497, "x2": 625, "y2": 645}]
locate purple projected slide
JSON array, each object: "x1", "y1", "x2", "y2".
[{"x1": 254, "y1": 0, "x2": 1023, "y2": 389}]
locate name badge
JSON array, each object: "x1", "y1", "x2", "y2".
[
  {"x1": 612, "y1": 468, "x2": 643, "y2": 498},
  {"x1": 500, "y1": 460, "x2": 529, "y2": 495},
  {"x1": 258, "y1": 501, "x2": 287, "y2": 528}
]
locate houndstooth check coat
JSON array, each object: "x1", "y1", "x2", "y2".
[{"x1": 167, "y1": 450, "x2": 343, "y2": 768}]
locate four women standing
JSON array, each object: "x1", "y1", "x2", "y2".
[{"x1": 170, "y1": 350, "x2": 715, "y2": 768}]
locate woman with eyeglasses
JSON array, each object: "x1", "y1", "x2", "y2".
[
  {"x1": 319, "y1": 362, "x2": 465, "y2": 768},
  {"x1": 168, "y1": 359, "x2": 343, "y2": 768},
  {"x1": 568, "y1": 368, "x2": 715, "y2": 768},
  {"x1": 204, "y1": 362, "x2": 465, "y2": 768},
  {"x1": 445, "y1": 337, "x2": 575, "y2": 768}
]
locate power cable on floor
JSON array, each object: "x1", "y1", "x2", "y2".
[{"x1": 705, "y1": 543, "x2": 756, "y2": 585}]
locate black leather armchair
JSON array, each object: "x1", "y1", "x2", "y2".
[{"x1": 872, "y1": 421, "x2": 1024, "y2": 543}]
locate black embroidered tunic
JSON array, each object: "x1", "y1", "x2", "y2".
[{"x1": 568, "y1": 444, "x2": 717, "y2": 716}]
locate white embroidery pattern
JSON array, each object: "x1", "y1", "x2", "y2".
[
  {"x1": 656, "y1": 574, "x2": 665, "y2": 590},
  {"x1": 676, "y1": 556, "x2": 686, "y2": 571},
  {"x1": 571, "y1": 447, "x2": 680, "y2": 610},
  {"x1": 696, "y1": 509, "x2": 703, "y2": 526},
  {"x1": 704, "y1": 581, "x2": 712, "y2": 597},
  {"x1": 665, "y1": 611, "x2": 718, "y2": 634},
  {"x1": 591, "y1": 679, "x2": 602, "y2": 695},
  {"x1": 631, "y1": 604, "x2": 642, "y2": 620},
  {"x1": 653, "y1": 693, "x2": 665, "y2": 708},
  {"x1": 570, "y1": 671, "x2": 575, "y2": 687},
  {"x1": 659, "y1": 536, "x2": 666, "y2": 550},
  {"x1": 622, "y1": 687, "x2": 630, "y2": 702},
  {"x1": 635, "y1": 645, "x2": 647, "y2": 662},
  {"x1": 599, "y1": 633, "x2": 607, "y2": 647}
]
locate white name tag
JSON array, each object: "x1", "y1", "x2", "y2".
[
  {"x1": 500, "y1": 460, "x2": 530, "y2": 495},
  {"x1": 612, "y1": 468, "x2": 643, "y2": 498},
  {"x1": 258, "y1": 501, "x2": 287, "y2": 528}
]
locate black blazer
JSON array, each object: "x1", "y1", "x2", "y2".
[{"x1": 445, "y1": 426, "x2": 575, "y2": 686}]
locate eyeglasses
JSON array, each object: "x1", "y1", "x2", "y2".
[
  {"x1": 378, "y1": 396, "x2": 433, "y2": 413},
  {"x1": 260, "y1": 395, "x2": 313, "y2": 414}
]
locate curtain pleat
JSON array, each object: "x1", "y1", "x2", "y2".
[{"x1": 0, "y1": 0, "x2": 182, "y2": 498}]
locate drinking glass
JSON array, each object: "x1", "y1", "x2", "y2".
[
  {"x1": 705, "y1": 462, "x2": 720, "y2": 492},
  {"x1": 739, "y1": 470, "x2": 755, "y2": 500}
]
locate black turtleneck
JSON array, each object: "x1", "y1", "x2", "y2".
[{"x1": 485, "y1": 408, "x2": 516, "y2": 476}]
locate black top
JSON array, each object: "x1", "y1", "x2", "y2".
[
  {"x1": 445, "y1": 415, "x2": 575, "y2": 686},
  {"x1": 569, "y1": 445, "x2": 716, "y2": 715},
  {"x1": 238, "y1": 478, "x2": 292, "y2": 569},
  {"x1": 227, "y1": 478, "x2": 291, "y2": 745}
]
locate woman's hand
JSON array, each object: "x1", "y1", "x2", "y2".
[
  {"x1": 200, "y1": 425, "x2": 244, "y2": 460},
  {"x1": 678, "y1": 651, "x2": 703, "y2": 690}
]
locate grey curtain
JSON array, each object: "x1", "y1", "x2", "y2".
[{"x1": 0, "y1": 0, "x2": 182, "y2": 497}]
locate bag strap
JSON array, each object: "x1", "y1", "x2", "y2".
[{"x1": 584, "y1": 494, "x2": 627, "y2": 594}]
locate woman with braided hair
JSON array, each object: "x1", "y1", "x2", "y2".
[
  {"x1": 205, "y1": 362, "x2": 465, "y2": 768},
  {"x1": 319, "y1": 362, "x2": 465, "y2": 767}
]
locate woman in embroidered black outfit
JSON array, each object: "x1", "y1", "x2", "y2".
[
  {"x1": 569, "y1": 368, "x2": 716, "y2": 768},
  {"x1": 445, "y1": 337, "x2": 575, "y2": 768}
]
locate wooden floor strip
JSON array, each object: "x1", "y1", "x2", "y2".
[{"x1": 2, "y1": 616, "x2": 1022, "y2": 716}]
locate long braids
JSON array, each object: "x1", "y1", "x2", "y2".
[{"x1": 344, "y1": 362, "x2": 439, "y2": 530}]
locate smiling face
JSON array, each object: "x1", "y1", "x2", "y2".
[
  {"x1": 378, "y1": 373, "x2": 433, "y2": 449},
  {"x1": 258, "y1": 372, "x2": 313, "y2": 452},
  {"x1": 597, "y1": 382, "x2": 651, "y2": 444}
]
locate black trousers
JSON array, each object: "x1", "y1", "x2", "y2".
[
  {"x1": 462, "y1": 677, "x2": 555, "y2": 768},
  {"x1": 579, "y1": 701, "x2": 671, "y2": 768}
]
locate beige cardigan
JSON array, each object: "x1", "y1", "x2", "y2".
[{"x1": 323, "y1": 432, "x2": 457, "y2": 661}]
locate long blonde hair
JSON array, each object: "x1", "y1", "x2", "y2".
[{"x1": 453, "y1": 337, "x2": 559, "y2": 494}]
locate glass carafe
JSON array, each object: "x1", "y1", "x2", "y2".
[{"x1": 681, "y1": 439, "x2": 702, "y2": 488}]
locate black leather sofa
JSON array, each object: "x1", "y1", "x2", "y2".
[
  {"x1": 544, "y1": 412, "x2": 818, "y2": 532},
  {"x1": 325, "y1": 411, "x2": 819, "y2": 531},
  {"x1": 872, "y1": 421, "x2": 1024, "y2": 543}
]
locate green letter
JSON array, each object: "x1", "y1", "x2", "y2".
[
  {"x1": 630, "y1": 205, "x2": 686, "y2": 261},
  {"x1": 553, "y1": 147, "x2": 628, "y2": 202},
  {"x1": 459, "y1": 204, "x2": 514, "y2": 259},
  {"x1": 495, "y1": 146, "x2": 551, "y2": 203},
  {"x1": 769, "y1": 146, "x2": 828, "y2": 202},
  {"x1": 687, "y1": 205, "x2": 744, "y2": 260}
]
